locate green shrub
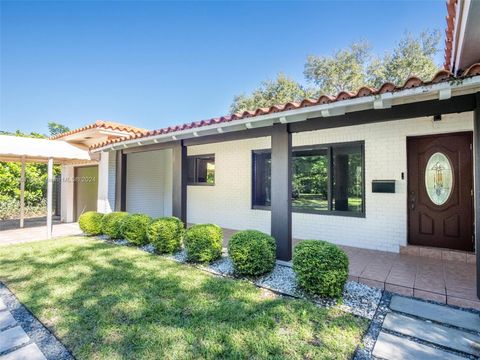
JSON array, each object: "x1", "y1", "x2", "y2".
[
  {"x1": 78, "y1": 211, "x2": 104, "y2": 236},
  {"x1": 184, "y1": 224, "x2": 223, "y2": 263},
  {"x1": 293, "y1": 240, "x2": 349, "y2": 298},
  {"x1": 101, "y1": 212, "x2": 129, "y2": 239},
  {"x1": 228, "y1": 230, "x2": 276, "y2": 276},
  {"x1": 121, "y1": 213, "x2": 152, "y2": 245},
  {"x1": 147, "y1": 217, "x2": 184, "y2": 253}
]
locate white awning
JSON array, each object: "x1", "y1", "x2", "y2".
[{"x1": 0, "y1": 135, "x2": 92, "y2": 163}]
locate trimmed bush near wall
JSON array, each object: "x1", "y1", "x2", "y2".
[
  {"x1": 184, "y1": 224, "x2": 223, "y2": 263},
  {"x1": 228, "y1": 230, "x2": 276, "y2": 276},
  {"x1": 121, "y1": 214, "x2": 152, "y2": 245},
  {"x1": 101, "y1": 212, "x2": 129, "y2": 239},
  {"x1": 78, "y1": 211, "x2": 104, "y2": 236},
  {"x1": 147, "y1": 217, "x2": 184, "y2": 253},
  {"x1": 293, "y1": 240, "x2": 349, "y2": 298}
]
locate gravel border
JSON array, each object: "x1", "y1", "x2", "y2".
[
  {"x1": 353, "y1": 291, "x2": 392, "y2": 360},
  {"x1": 99, "y1": 237, "x2": 382, "y2": 320},
  {"x1": 0, "y1": 283, "x2": 74, "y2": 360}
]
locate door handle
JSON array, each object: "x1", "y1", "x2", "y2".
[{"x1": 409, "y1": 192, "x2": 416, "y2": 210}]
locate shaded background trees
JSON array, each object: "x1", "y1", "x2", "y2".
[
  {"x1": 0, "y1": 122, "x2": 70, "y2": 220},
  {"x1": 232, "y1": 30, "x2": 441, "y2": 113}
]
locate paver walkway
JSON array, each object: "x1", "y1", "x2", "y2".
[
  {"x1": 0, "y1": 221, "x2": 81, "y2": 246},
  {"x1": 372, "y1": 295, "x2": 480, "y2": 359},
  {"x1": 0, "y1": 298, "x2": 46, "y2": 360},
  {"x1": 0, "y1": 284, "x2": 73, "y2": 360}
]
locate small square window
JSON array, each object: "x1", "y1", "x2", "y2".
[{"x1": 187, "y1": 155, "x2": 215, "y2": 185}]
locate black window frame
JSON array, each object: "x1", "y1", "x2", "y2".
[
  {"x1": 251, "y1": 141, "x2": 365, "y2": 217},
  {"x1": 187, "y1": 154, "x2": 215, "y2": 186}
]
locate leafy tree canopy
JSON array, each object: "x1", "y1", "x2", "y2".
[
  {"x1": 48, "y1": 122, "x2": 70, "y2": 136},
  {"x1": 231, "y1": 30, "x2": 441, "y2": 113},
  {"x1": 230, "y1": 74, "x2": 316, "y2": 114}
]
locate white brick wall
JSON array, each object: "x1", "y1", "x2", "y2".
[
  {"x1": 188, "y1": 137, "x2": 272, "y2": 232},
  {"x1": 187, "y1": 112, "x2": 474, "y2": 252},
  {"x1": 126, "y1": 149, "x2": 172, "y2": 218}
]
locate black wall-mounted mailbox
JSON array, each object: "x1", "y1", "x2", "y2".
[{"x1": 372, "y1": 180, "x2": 396, "y2": 193}]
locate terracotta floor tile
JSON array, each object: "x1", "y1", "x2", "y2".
[
  {"x1": 385, "y1": 283, "x2": 414, "y2": 296},
  {"x1": 414, "y1": 289, "x2": 446, "y2": 303},
  {"x1": 447, "y1": 296, "x2": 480, "y2": 310}
]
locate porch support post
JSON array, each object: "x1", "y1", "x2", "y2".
[
  {"x1": 115, "y1": 150, "x2": 127, "y2": 211},
  {"x1": 19, "y1": 156, "x2": 25, "y2": 228},
  {"x1": 172, "y1": 141, "x2": 187, "y2": 224},
  {"x1": 271, "y1": 123, "x2": 292, "y2": 261},
  {"x1": 474, "y1": 92, "x2": 480, "y2": 299},
  {"x1": 46, "y1": 157, "x2": 53, "y2": 239}
]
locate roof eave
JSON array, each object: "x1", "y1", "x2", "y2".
[{"x1": 92, "y1": 76, "x2": 480, "y2": 153}]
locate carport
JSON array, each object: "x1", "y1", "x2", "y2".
[{"x1": 0, "y1": 135, "x2": 93, "y2": 238}]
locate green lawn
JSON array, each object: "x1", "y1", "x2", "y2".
[{"x1": 0, "y1": 237, "x2": 368, "y2": 359}]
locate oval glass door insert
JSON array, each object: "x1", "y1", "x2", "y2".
[{"x1": 425, "y1": 152, "x2": 453, "y2": 205}]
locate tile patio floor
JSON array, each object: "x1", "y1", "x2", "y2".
[{"x1": 342, "y1": 245, "x2": 478, "y2": 309}]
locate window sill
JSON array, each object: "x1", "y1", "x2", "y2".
[{"x1": 251, "y1": 206, "x2": 365, "y2": 218}]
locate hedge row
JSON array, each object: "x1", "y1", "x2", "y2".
[{"x1": 78, "y1": 211, "x2": 349, "y2": 298}]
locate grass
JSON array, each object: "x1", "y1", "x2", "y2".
[
  {"x1": 0, "y1": 237, "x2": 368, "y2": 359},
  {"x1": 293, "y1": 196, "x2": 362, "y2": 212}
]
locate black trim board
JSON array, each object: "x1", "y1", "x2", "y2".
[
  {"x1": 289, "y1": 93, "x2": 476, "y2": 133},
  {"x1": 114, "y1": 150, "x2": 127, "y2": 212},
  {"x1": 270, "y1": 124, "x2": 292, "y2": 261},
  {"x1": 172, "y1": 141, "x2": 187, "y2": 224},
  {"x1": 474, "y1": 92, "x2": 480, "y2": 299}
]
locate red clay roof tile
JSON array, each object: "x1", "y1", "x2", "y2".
[
  {"x1": 90, "y1": 67, "x2": 480, "y2": 151},
  {"x1": 50, "y1": 120, "x2": 147, "y2": 140}
]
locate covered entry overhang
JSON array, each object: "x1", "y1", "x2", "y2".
[
  {"x1": 92, "y1": 72, "x2": 480, "y2": 298},
  {"x1": 0, "y1": 135, "x2": 95, "y2": 238}
]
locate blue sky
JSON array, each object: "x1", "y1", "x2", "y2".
[{"x1": 1, "y1": 0, "x2": 445, "y2": 135}]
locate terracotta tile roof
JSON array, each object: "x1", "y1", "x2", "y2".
[
  {"x1": 50, "y1": 120, "x2": 147, "y2": 140},
  {"x1": 91, "y1": 65, "x2": 480, "y2": 151},
  {"x1": 444, "y1": 0, "x2": 457, "y2": 71}
]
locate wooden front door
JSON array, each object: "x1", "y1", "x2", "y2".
[{"x1": 407, "y1": 132, "x2": 473, "y2": 251}]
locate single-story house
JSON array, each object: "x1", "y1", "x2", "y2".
[{"x1": 6, "y1": 0, "x2": 480, "y2": 301}]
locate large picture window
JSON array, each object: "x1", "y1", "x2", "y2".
[
  {"x1": 187, "y1": 154, "x2": 215, "y2": 185},
  {"x1": 252, "y1": 142, "x2": 364, "y2": 215}
]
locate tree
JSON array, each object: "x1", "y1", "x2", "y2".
[
  {"x1": 304, "y1": 41, "x2": 371, "y2": 95},
  {"x1": 366, "y1": 30, "x2": 440, "y2": 88},
  {"x1": 48, "y1": 122, "x2": 70, "y2": 136},
  {"x1": 230, "y1": 74, "x2": 316, "y2": 114}
]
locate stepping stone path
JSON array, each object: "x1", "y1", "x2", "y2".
[
  {"x1": 0, "y1": 298, "x2": 47, "y2": 360},
  {"x1": 373, "y1": 295, "x2": 480, "y2": 359}
]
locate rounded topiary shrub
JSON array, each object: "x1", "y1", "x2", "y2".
[
  {"x1": 293, "y1": 240, "x2": 349, "y2": 298},
  {"x1": 146, "y1": 217, "x2": 184, "y2": 253},
  {"x1": 78, "y1": 211, "x2": 104, "y2": 235},
  {"x1": 184, "y1": 224, "x2": 223, "y2": 263},
  {"x1": 228, "y1": 230, "x2": 276, "y2": 276},
  {"x1": 121, "y1": 213, "x2": 152, "y2": 245},
  {"x1": 101, "y1": 212, "x2": 129, "y2": 239}
]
